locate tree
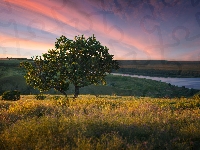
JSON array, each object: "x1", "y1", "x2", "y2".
[
  {"x1": 20, "y1": 55, "x2": 70, "y2": 96},
  {"x1": 20, "y1": 34, "x2": 119, "y2": 97}
]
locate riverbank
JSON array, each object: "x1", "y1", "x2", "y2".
[
  {"x1": 112, "y1": 73, "x2": 200, "y2": 90},
  {"x1": 115, "y1": 60, "x2": 200, "y2": 78}
]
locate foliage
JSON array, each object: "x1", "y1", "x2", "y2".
[
  {"x1": 20, "y1": 55, "x2": 69, "y2": 96},
  {"x1": 0, "y1": 95, "x2": 199, "y2": 149},
  {"x1": 1, "y1": 90, "x2": 20, "y2": 101},
  {"x1": 20, "y1": 35, "x2": 119, "y2": 97}
]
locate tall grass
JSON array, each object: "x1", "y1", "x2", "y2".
[{"x1": 0, "y1": 95, "x2": 199, "y2": 149}]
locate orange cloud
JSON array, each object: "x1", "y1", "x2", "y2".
[{"x1": 5, "y1": 0, "x2": 93, "y2": 34}]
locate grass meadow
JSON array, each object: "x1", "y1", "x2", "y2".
[{"x1": 0, "y1": 95, "x2": 200, "y2": 150}]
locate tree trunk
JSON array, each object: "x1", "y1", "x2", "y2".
[{"x1": 74, "y1": 86, "x2": 80, "y2": 98}]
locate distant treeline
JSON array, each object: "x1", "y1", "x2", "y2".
[
  {"x1": 0, "y1": 59, "x2": 200, "y2": 77},
  {"x1": 114, "y1": 60, "x2": 200, "y2": 77},
  {"x1": 117, "y1": 60, "x2": 200, "y2": 65},
  {"x1": 0, "y1": 59, "x2": 33, "y2": 67}
]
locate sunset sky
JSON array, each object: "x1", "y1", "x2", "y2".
[{"x1": 0, "y1": 0, "x2": 200, "y2": 60}]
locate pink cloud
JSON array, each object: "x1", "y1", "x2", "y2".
[
  {"x1": 3, "y1": 0, "x2": 92, "y2": 35},
  {"x1": 0, "y1": 0, "x2": 199, "y2": 60}
]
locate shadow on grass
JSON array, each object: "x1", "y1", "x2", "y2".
[{"x1": 0, "y1": 117, "x2": 199, "y2": 150}]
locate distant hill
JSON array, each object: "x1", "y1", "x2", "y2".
[
  {"x1": 0, "y1": 58, "x2": 32, "y2": 60},
  {"x1": 0, "y1": 58, "x2": 200, "y2": 77},
  {"x1": 115, "y1": 60, "x2": 200, "y2": 77}
]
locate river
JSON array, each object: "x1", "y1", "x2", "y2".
[{"x1": 111, "y1": 73, "x2": 200, "y2": 90}]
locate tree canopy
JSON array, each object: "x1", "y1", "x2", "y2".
[{"x1": 20, "y1": 34, "x2": 119, "y2": 97}]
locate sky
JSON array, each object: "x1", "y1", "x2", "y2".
[{"x1": 0, "y1": 0, "x2": 200, "y2": 61}]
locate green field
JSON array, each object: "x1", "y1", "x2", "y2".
[
  {"x1": 0, "y1": 95, "x2": 200, "y2": 149},
  {"x1": 0, "y1": 73, "x2": 199, "y2": 98}
]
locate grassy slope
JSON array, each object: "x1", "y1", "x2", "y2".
[
  {"x1": 0, "y1": 95, "x2": 200, "y2": 149},
  {"x1": 0, "y1": 73, "x2": 198, "y2": 98}
]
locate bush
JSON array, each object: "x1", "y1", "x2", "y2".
[
  {"x1": 51, "y1": 96, "x2": 62, "y2": 100},
  {"x1": 35, "y1": 93, "x2": 46, "y2": 100},
  {"x1": 2, "y1": 90, "x2": 20, "y2": 101}
]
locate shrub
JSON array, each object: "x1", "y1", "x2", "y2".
[
  {"x1": 51, "y1": 96, "x2": 62, "y2": 100},
  {"x1": 35, "y1": 93, "x2": 46, "y2": 100},
  {"x1": 2, "y1": 90, "x2": 20, "y2": 101}
]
